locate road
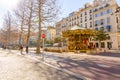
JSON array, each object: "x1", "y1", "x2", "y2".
[{"x1": 43, "y1": 52, "x2": 120, "y2": 80}]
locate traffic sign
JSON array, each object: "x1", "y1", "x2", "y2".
[{"x1": 42, "y1": 34, "x2": 46, "y2": 38}]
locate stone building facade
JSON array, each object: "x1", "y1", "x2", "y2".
[{"x1": 56, "y1": 0, "x2": 120, "y2": 50}]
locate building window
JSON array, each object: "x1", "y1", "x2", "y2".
[
  {"x1": 74, "y1": 17, "x2": 76, "y2": 20},
  {"x1": 100, "y1": 11, "x2": 104, "y2": 16},
  {"x1": 107, "y1": 17, "x2": 110, "y2": 24},
  {"x1": 100, "y1": 27, "x2": 104, "y2": 31},
  {"x1": 90, "y1": 22, "x2": 92, "y2": 27},
  {"x1": 90, "y1": 15, "x2": 92, "y2": 20},
  {"x1": 95, "y1": 20, "x2": 99, "y2": 26},
  {"x1": 85, "y1": 17, "x2": 87, "y2": 22},
  {"x1": 81, "y1": 21, "x2": 82, "y2": 23},
  {"x1": 101, "y1": 19, "x2": 104, "y2": 25},
  {"x1": 81, "y1": 14, "x2": 82, "y2": 17},
  {"x1": 95, "y1": 14, "x2": 98, "y2": 18},
  {"x1": 95, "y1": 43, "x2": 99, "y2": 48},
  {"x1": 116, "y1": 17, "x2": 118, "y2": 23},
  {"x1": 85, "y1": 12, "x2": 87, "y2": 15},
  {"x1": 74, "y1": 22, "x2": 76, "y2": 25},
  {"x1": 94, "y1": 8, "x2": 98, "y2": 12},
  {"x1": 101, "y1": 42, "x2": 105, "y2": 48},
  {"x1": 107, "y1": 42, "x2": 112, "y2": 49},
  {"x1": 105, "y1": 4, "x2": 109, "y2": 7},
  {"x1": 90, "y1": 10, "x2": 92, "y2": 13},
  {"x1": 72, "y1": 22, "x2": 74, "y2": 26},
  {"x1": 99, "y1": 7, "x2": 103, "y2": 10},
  {"x1": 85, "y1": 23, "x2": 87, "y2": 28},
  {"x1": 106, "y1": 9, "x2": 111, "y2": 14},
  {"x1": 106, "y1": 25, "x2": 111, "y2": 32},
  {"x1": 81, "y1": 18, "x2": 82, "y2": 23},
  {"x1": 77, "y1": 21, "x2": 79, "y2": 25}
]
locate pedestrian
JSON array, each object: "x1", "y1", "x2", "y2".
[
  {"x1": 20, "y1": 45, "x2": 23, "y2": 55},
  {"x1": 26, "y1": 46, "x2": 28, "y2": 53}
]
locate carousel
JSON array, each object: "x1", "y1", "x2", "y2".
[{"x1": 62, "y1": 25, "x2": 97, "y2": 52}]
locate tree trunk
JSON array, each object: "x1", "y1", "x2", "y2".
[
  {"x1": 26, "y1": 1, "x2": 33, "y2": 53},
  {"x1": 26, "y1": 26, "x2": 30, "y2": 53},
  {"x1": 19, "y1": 11, "x2": 24, "y2": 46},
  {"x1": 36, "y1": 0, "x2": 42, "y2": 54}
]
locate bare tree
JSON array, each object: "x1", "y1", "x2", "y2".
[
  {"x1": 35, "y1": 0, "x2": 59, "y2": 53},
  {"x1": 24, "y1": 0, "x2": 35, "y2": 53},
  {"x1": 1, "y1": 11, "x2": 19, "y2": 49},
  {"x1": 14, "y1": 1, "x2": 26, "y2": 46},
  {"x1": 2, "y1": 11, "x2": 12, "y2": 49}
]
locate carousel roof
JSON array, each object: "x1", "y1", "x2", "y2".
[{"x1": 71, "y1": 25, "x2": 85, "y2": 30}]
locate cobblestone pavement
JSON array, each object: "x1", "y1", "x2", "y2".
[{"x1": 0, "y1": 50, "x2": 82, "y2": 80}]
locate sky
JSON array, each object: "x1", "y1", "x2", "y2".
[
  {"x1": 60, "y1": 0, "x2": 120, "y2": 18},
  {"x1": 0, "y1": 0, "x2": 120, "y2": 28},
  {"x1": 0, "y1": 0, "x2": 20, "y2": 28}
]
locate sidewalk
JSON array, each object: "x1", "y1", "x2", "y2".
[{"x1": 0, "y1": 49, "x2": 83, "y2": 80}]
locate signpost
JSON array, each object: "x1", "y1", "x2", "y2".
[{"x1": 41, "y1": 34, "x2": 45, "y2": 61}]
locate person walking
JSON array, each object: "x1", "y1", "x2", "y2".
[
  {"x1": 26, "y1": 46, "x2": 28, "y2": 53},
  {"x1": 20, "y1": 45, "x2": 23, "y2": 55}
]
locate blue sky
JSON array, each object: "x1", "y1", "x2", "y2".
[
  {"x1": 0, "y1": 0, "x2": 120, "y2": 28},
  {"x1": 60, "y1": 0, "x2": 120, "y2": 18}
]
